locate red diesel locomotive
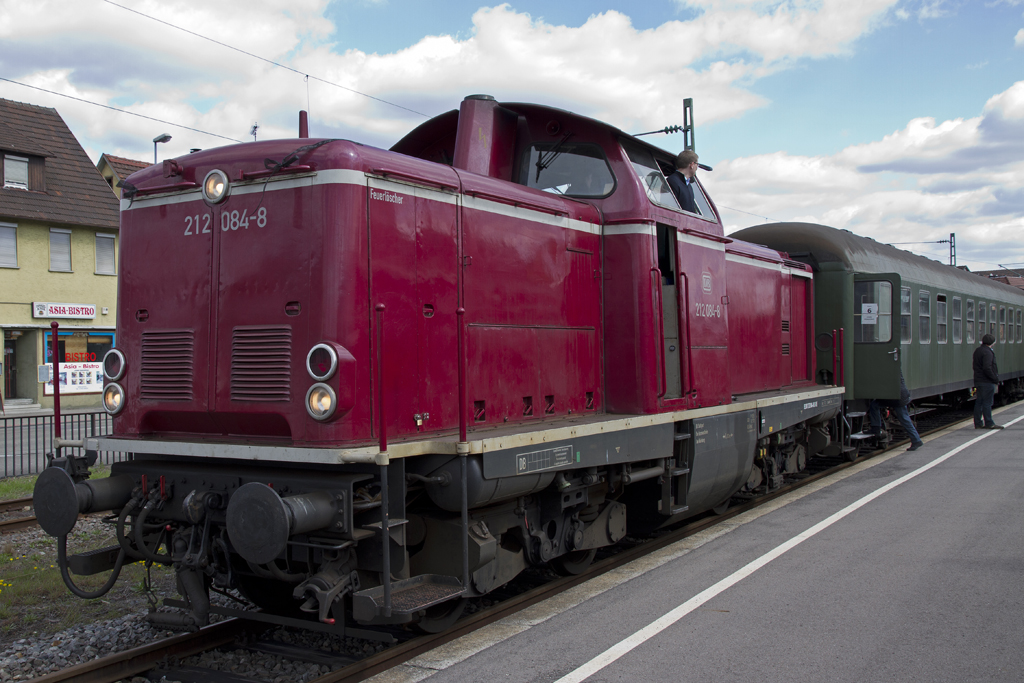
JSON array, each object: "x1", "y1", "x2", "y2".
[{"x1": 35, "y1": 95, "x2": 842, "y2": 636}]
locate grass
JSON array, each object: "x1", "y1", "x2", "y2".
[
  {"x1": 0, "y1": 520, "x2": 176, "y2": 642},
  {"x1": 0, "y1": 463, "x2": 111, "y2": 501}
]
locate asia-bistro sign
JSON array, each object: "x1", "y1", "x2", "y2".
[{"x1": 33, "y1": 302, "x2": 96, "y2": 319}]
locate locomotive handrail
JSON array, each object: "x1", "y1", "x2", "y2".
[
  {"x1": 133, "y1": 180, "x2": 199, "y2": 196},
  {"x1": 463, "y1": 189, "x2": 570, "y2": 218},
  {"x1": 369, "y1": 168, "x2": 459, "y2": 192},
  {"x1": 652, "y1": 268, "x2": 668, "y2": 399},
  {"x1": 679, "y1": 227, "x2": 732, "y2": 244},
  {"x1": 239, "y1": 164, "x2": 314, "y2": 181}
]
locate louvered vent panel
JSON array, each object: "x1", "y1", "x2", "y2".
[
  {"x1": 781, "y1": 320, "x2": 790, "y2": 332},
  {"x1": 782, "y1": 343, "x2": 791, "y2": 356},
  {"x1": 141, "y1": 330, "x2": 195, "y2": 401},
  {"x1": 231, "y1": 326, "x2": 292, "y2": 402}
]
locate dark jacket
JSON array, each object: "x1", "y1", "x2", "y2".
[
  {"x1": 667, "y1": 172, "x2": 698, "y2": 214},
  {"x1": 973, "y1": 343, "x2": 999, "y2": 384}
]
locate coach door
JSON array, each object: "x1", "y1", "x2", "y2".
[{"x1": 852, "y1": 273, "x2": 901, "y2": 399}]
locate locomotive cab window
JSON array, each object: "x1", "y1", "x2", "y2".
[
  {"x1": 900, "y1": 286, "x2": 912, "y2": 344},
  {"x1": 952, "y1": 296, "x2": 962, "y2": 344},
  {"x1": 521, "y1": 141, "x2": 615, "y2": 198},
  {"x1": 966, "y1": 299, "x2": 975, "y2": 344},
  {"x1": 854, "y1": 280, "x2": 892, "y2": 343},
  {"x1": 936, "y1": 294, "x2": 947, "y2": 344},
  {"x1": 918, "y1": 290, "x2": 930, "y2": 344},
  {"x1": 621, "y1": 141, "x2": 680, "y2": 212}
]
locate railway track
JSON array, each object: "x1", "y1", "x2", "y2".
[
  {"x1": 18, "y1": 408, "x2": 985, "y2": 683},
  {"x1": 0, "y1": 496, "x2": 35, "y2": 534}
]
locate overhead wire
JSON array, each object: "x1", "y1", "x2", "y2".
[
  {"x1": 100, "y1": 0, "x2": 430, "y2": 118},
  {"x1": 0, "y1": 77, "x2": 242, "y2": 143}
]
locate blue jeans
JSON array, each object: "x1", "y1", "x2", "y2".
[
  {"x1": 974, "y1": 383, "x2": 996, "y2": 427},
  {"x1": 869, "y1": 400, "x2": 922, "y2": 446}
]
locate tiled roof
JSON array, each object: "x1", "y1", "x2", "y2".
[
  {"x1": 101, "y1": 154, "x2": 148, "y2": 181},
  {"x1": 0, "y1": 98, "x2": 119, "y2": 230}
]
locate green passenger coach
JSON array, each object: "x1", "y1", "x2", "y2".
[{"x1": 732, "y1": 223, "x2": 1024, "y2": 408}]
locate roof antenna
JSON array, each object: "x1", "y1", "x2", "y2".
[{"x1": 249, "y1": 123, "x2": 259, "y2": 141}]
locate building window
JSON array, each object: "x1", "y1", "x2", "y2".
[
  {"x1": 966, "y1": 299, "x2": 975, "y2": 344},
  {"x1": 936, "y1": 294, "x2": 947, "y2": 344},
  {"x1": 0, "y1": 223, "x2": 16, "y2": 268},
  {"x1": 900, "y1": 286, "x2": 912, "y2": 344},
  {"x1": 978, "y1": 302, "x2": 986, "y2": 341},
  {"x1": 3, "y1": 155, "x2": 29, "y2": 189},
  {"x1": 95, "y1": 233, "x2": 116, "y2": 275},
  {"x1": 918, "y1": 290, "x2": 930, "y2": 344},
  {"x1": 49, "y1": 228, "x2": 72, "y2": 272},
  {"x1": 951, "y1": 297, "x2": 961, "y2": 344}
]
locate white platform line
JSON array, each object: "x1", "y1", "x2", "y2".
[{"x1": 553, "y1": 415, "x2": 1024, "y2": 683}]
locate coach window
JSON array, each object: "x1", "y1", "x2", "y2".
[
  {"x1": 978, "y1": 302, "x2": 986, "y2": 342},
  {"x1": 936, "y1": 294, "x2": 947, "y2": 344},
  {"x1": 1017, "y1": 309, "x2": 1022, "y2": 343},
  {"x1": 990, "y1": 304, "x2": 997, "y2": 337},
  {"x1": 522, "y1": 141, "x2": 615, "y2": 198},
  {"x1": 854, "y1": 280, "x2": 892, "y2": 343},
  {"x1": 918, "y1": 290, "x2": 931, "y2": 344},
  {"x1": 999, "y1": 306, "x2": 1006, "y2": 342},
  {"x1": 952, "y1": 297, "x2": 962, "y2": 344},
  {"x1": 900, "y1": 286, "x2": 912, "y2": 343},
  {"x1": 1009, "y1": 308, "x2": 1014, "y2": 344},
  {"x1": 966, "y1": 299, "x2": 975, "y2": 344}
]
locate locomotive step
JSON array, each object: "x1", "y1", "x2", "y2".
[
  {"x1": 848, "y1": 432, "x2": 877, "y2": 441},
  {"x1": 68, "y1": 545, "x2": 121, "y2": 576},
  {"x1": 351, "y1": 574, "x2": 464, "y2": 621}
]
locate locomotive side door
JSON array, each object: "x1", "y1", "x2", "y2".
[
  {"x1": 851, "y1": 272, "x2": 902, "y2": 399},
  {"x1": 368, "y1": 177, "x2": 459, "y2": 439},
  {"x1": 675, "y1": 230, "x2": 730, "y2": 406}
]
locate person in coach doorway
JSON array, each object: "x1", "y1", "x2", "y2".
[
  {"x1": 668, "y1": 150, "x2": 699, "y2": 214},
  {"x1": 973, "y1": 333, "x2": 1003, "y2": 429}
]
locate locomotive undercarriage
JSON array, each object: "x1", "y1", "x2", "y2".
[{"x1": 36, "y1": 403, "x2": 841, "y2": 635}]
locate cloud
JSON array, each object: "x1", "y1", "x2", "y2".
[
  {"x1": 1016, "y1": 28, "x2": 1024, "y2": 47},
  {"x1": 719, "y1": 80, "x2": 1024, "y2": 269}
]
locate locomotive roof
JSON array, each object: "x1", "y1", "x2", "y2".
[{"x1": 732, "y1": 222, "x2": 1024, "y2": 301}]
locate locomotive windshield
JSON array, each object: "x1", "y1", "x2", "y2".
[{"x1": 521, "y1": 142, "x2": 615, "y2": 197}]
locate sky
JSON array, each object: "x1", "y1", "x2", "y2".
[{"x1": 1, "y1": 0, "x2": 1022, "y2": 271}]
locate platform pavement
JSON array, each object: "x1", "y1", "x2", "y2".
[{"x1": 371, "y1": 403, "x2": 1024, "y2": 683}]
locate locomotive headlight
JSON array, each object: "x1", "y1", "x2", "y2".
[
  {"x1": 102, "y1": 383, "x2": 125, "y2": 415},
  {"x1": 202, "y1": 169, "x2": 229, "y2": 203},
  {"x1": 102, "y1": 348, "x2": 126, "y2": 381},
  {"x1": 305, "y1": 383, "x2": 337, "y2": 421},
  {"x1": 306, "y1": 343, "x2": 338, "y2": 381}
]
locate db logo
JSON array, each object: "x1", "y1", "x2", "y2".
[{"x1": 702, "y1": 273, "x2": 712, "y2": 293}]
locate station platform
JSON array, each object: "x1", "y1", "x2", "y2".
[{"x1": 371, "y1": 402, "x2": 1024, "y2": 683}]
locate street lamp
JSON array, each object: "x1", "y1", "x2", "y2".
[{"x1": 153, "y1": 133, "x2": 172, "y2": 164}]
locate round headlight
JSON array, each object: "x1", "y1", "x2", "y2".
[
  {"x1": 306, "y1": 344, "x2": 338, "y2": 381},
  {"x1": 102, "y1": 348, "x2": 126, "y2": 381},
  {"x1": 202, "y1": 169, "x2": 229, "y2": 204},
  {"x1": 102, "y1": 383, "x2": 125, "y2": 415},
  {"x1": 305, "y1": 383, "x2": 337, "y2": 421}
]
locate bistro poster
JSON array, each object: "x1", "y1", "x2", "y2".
[{"x1": 44, "y1": 362, "x2": 103, "y2": 395}]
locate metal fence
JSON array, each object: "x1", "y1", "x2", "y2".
[{"x1": 1, "y1": 410, "x2": 129, "y2": 479}]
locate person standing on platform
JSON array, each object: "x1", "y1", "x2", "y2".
[
  {"x1": 668, "y1": 150, "x2": 699, "y2": 214},
  {"x1": 973, "y1": 333, "x2": 1003, "y2": 429},
  {"x1": 869, "y1": 371, "x2": 923, "y2": 451}
]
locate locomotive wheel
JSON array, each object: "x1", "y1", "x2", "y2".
[
  {"x1": 234, "y1": 574, "x2": 304, "y2": 617},
  {"x1": 414, "y1": 597, "x2": 468, "y2": 633},
  {"x1": 551, "y1": 548, "x2": 597, "y2": 576}
]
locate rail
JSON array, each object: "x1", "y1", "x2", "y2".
[{"x1": 0, "y1": 410, "x2": 128, "y2": 478}]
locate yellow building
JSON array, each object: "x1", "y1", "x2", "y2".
[{"x1": 1, "y1": 98, "x2": 122, "y2": 410}]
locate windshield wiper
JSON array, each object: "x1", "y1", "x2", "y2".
[{"x1": 535, "y1": 131, "x2": 574, "y2": 183}]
